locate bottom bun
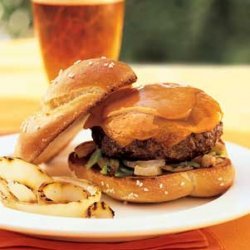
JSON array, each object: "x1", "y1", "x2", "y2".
[{"x1": 68, "y1": 154, "x2": 234, "y2": 203}]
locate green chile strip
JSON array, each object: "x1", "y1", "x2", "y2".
[{"x1": 86, "y1": 149, "x2": 102, "y2": 169}]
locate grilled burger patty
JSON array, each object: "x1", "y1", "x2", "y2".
[{"x1": 91, "y1": 123, "x2": 223, "y2": 162}]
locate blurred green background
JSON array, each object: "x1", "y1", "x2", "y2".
[{"x1": 0, "y1": 0, "x2": 249, "y2": 63}]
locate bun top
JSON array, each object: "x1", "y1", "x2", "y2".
[
  {"x1": 85, "y1": 83, "x2": 222, "y2": 147},
  {"x1": 15, "y1": 58, "x2": 137, "y2": 163},
  {"x1": 44, "y1": 58, "x2": 137, "y2": 109}
]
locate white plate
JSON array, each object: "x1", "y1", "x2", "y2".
[{"x1": 0, "y1": 132, "x2": 249, "y2": 242}]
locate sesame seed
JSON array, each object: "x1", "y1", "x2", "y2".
[
  {"x1": 101, "y1": 56, "x2": 106, "y2": 59},
  {"x1": 220, "y1": 183, "x2": 225, "y2": 187},
  {"x1": 58, "y1": 69, "x2": 63, "y2": 75},
  {"x1": 159, "y1": 183, "x2": 163, "y2": 189},
  {"x1": 100, "y1": 181, "x2": 104, "y2": 186},
  {"x1": 125, "y1": 192, "x2": 138, "y2": 200},
  {"x1": 103, "y1": 62, "x2": 109, "y2": 66},
  {"x1": 106, "y1": 183, "x2": 109, "y2": 188},
  {"x1": 136, "y1": 180, "x2": 143, "y2": 187},
  {"x1": 164, "y1": 191, "x2": 169, "y2": 195},
  {"x1": 88, "y1": 61, "x2": 93, "y2": 66},
  {"x1": 68, "y1": 72, "x2": 75, "y2": 79},
  {"x1": 106, "y1": 188, "x2": 115, "y2": 194},
  {"x1": 74, "y1": 60, "x2": 81, "y2": 65},
  {"x1": 143, "y1": 188, "x2": 149, "y2": 192},
  {"x1": 108, "y1": 62, "x2": 115, "y2": 68},
  {"x1": 180, "y1": 181, "x2": 185, "y2": 187},
  {"x1": 132, "y1": 193, "x2": 138, "y2": 197},
  {"x1": 218, "y1": 177, "x2": 223, "y2": 181}
]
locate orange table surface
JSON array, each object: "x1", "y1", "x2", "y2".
[{"x1": 0, "y1": 39, "x2": 250, "y2": 249}]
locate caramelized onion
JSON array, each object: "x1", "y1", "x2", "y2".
[{"x1": 134, "y1": 165, "x2": 162, "y2": 176}]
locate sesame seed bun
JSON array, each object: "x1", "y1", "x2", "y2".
[
  {"x1": 14, "y1": 58, "x2": 137, "y2": 164},
  {"x1": 68, "y1": 150, "x2": 234, "y2": 203}
]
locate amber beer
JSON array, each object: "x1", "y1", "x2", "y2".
[{"x1": 32, "y1": 0, "x2": 125, "y2": 80}]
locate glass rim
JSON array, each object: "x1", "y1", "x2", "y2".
[{"x1": 32, "y1": 0, "x2": 124, "y2": 5}]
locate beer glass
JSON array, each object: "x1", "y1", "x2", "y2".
[{"x1": 32, "y1": 0, "x2": 125, "y2": 80}]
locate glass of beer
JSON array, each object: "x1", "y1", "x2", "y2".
[{"x1": 32, "y1": 0, "x2": 125, "y2": 80}]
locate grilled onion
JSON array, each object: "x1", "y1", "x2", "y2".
[
  {"x1": 5, "y1": 186, "x2": 100, "y2": 218},
  {"x1": 0, "y1": 157, "x2": 52, "y2": 190},
  {"x1": 88, "y1": 201, "x2": 115, "y2": 218},
  {"x1": 124, "y1": 159, "x2": 165, "y2": 169},
  {"x1": 124, "y1": 159, "x2": 164, "y2": 176},
  {"x1": 134, "y1": 165, "x2": 162, "y2": 176},
  {"x1": 38, "y1": 182, "x2": 88, "y2": 203},
  {"x1": 0, "y1": 157, "x2": 112, "y2": 218},
  {"x1": 74, "y1": 141, "x2": 96, "y2": 158},
  {"x1": 0, "y1": 178, "x2": 14, "y2": 201},
  {"x1": 7, "y1": 181, "x2": 36, "y2": 202}
]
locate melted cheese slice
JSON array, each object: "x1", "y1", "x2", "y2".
[{"x1": 85, "y1": 83, "x2": 222, "y2": 146}]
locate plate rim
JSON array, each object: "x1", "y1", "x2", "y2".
[{"x1": 0, "y1": 133, "x2": 249, "y2": 240}]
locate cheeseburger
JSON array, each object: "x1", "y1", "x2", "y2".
[
  {"x1": 15, "y1": 58, "x2": 234, "y2": 204},
  {"x1": 69, "y1": 83, "x2": 234, "y2": 203}
]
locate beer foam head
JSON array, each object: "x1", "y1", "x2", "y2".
[{"x1": 32, "y1": 0, "x2": 123, "y2": 5}]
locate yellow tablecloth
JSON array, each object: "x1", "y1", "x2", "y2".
[{"x1": 0, "y1": 39, "x2": 249, "y2": 249}]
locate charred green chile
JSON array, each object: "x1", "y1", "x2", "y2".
[{"x1": 86, "y1": 149, "x2": 102, "y2": 169}]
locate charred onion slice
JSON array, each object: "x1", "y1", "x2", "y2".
[
  {"x1": 0, "y1": 157, "x2": 52, "y2": 190},
  {"x1": 0, "y1": 158, "x2": 105, "y2": 218},
  {"x1": 88, "y1": 201, "x2": 115, "y2": 218},
  {"x1": 3, "y1": 177, "x2": 101, "y2": 218},
  {"x1": 38, "y1": 182, "x2": 88, "y2": 203},
  {"x1": 0, "y1": 178, "x2": 14, "y2": 201},
  {"x1": 7, "y1": 181, "x2": 36, "y2": 202},
  {"x1": 37, "y1": 177, "x2": 99, "y2": 204},
  {"x1": 4, "y1": 195, "x2": 100, "y2": 217}
]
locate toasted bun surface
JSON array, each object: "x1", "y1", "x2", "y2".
[
  {"x1": 15, "y1": 58, "x2": 137, "y2": 164},
  {"x1": 69, "y1": 153, "x2": 234, "y2": 203}
]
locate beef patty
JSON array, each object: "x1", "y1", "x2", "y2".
[{"x1": 91, "y1": 123, "x2": 223, "y2": 162}]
